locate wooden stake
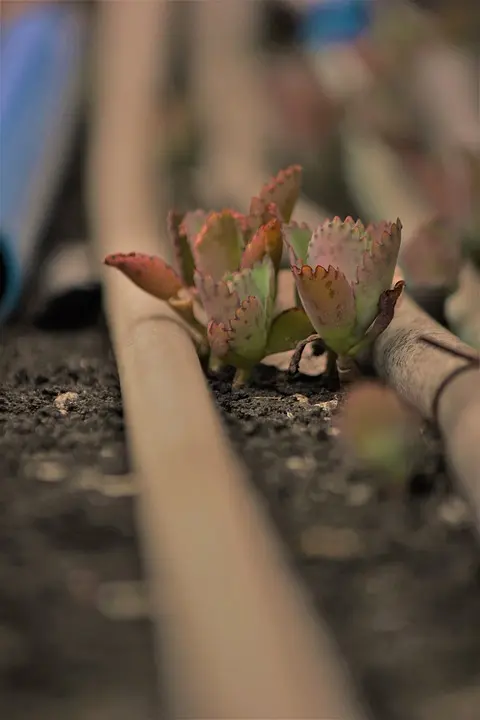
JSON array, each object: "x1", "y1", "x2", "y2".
[{"x1": 87, "y1": 2, "x2": 370, "y2": 718}]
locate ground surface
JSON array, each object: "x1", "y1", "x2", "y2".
[{"x1": 1, "y1": 322, "x2": 480, "y2": 720}]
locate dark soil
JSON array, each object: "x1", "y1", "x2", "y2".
[
  {"x1": 1, "y1": 121, "x2": 479, "y2": 720},
  {"x1": 1, "y1": 323, "x2": 480, "y2": 720}
]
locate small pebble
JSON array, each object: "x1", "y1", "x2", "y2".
[
  {"x1": 438, "y1": 495, "x2": 471, "y2": 527},
  {"x1": 346, "y1": 483, "x2": 373, "y2": 507},
  {"x1": 300, "y1": 525, "x2": 365, "y2": 559},
  {"x1": 285, "y1": 455, "x2": 316, "y2": 473},
  {"x1": 26, "y1": 456, "x2": 67, "y2": 483},
  {"x1": 313, "y1": 399, "x2": 338, "y2": 414},
  {"x1": 53, "y1": 391, "x2": 79, "y2": 415}
]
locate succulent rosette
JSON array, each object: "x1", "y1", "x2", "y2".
[
  {"x1": 104, "y1": 165, "x2": 302, "y2": 304},
  {"x1": 104, "y1": 166, "x2": 314, "y2": 385},
  {"x1": 193, "y1": 211, "x2": 314, "y2": 385},
  {"x1": 284, "y1": 216, "x2": 405, "y2": 369}
]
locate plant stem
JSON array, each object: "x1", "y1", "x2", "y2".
[
  {"x1": 326, "y1": 350, "x2": 339, "y2": 383},
  {"x1": 232, "y1": 367, "x2": 251, "y2": 388},
  {"x1": 209, "y1": 355, "x2": 226, "y2": 373}
]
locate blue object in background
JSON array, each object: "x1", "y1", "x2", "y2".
[
  {"x1": 299, "y1": 0, "x2": 372, "y2": 48},
  {"x1": 0, "y1": 6, "x2": 87, "y2": 323}
]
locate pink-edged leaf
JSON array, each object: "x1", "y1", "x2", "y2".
[
  {"x1": 207, "y1": 319, "x2": 232, "y2": 359},
  {"x1": 193, "y1": 210, "x2": 244, "y2": 280},
  {"x1": 241, "y1": 218, "x2": 284, "y2": 273},
  {"x1": 293, "y1": 264, "x2": 356, "y2": 355},
  {"x1": 179, "y1": 210, "x2": 209, "y2": 253},
  {"x1": 354, "y1": 218, "x2": 402, "y2": 331},
  {"x1": 246, "y1": 199, "x2": 281, "y2": 238},
  {"x1": 194, "y1": 271, "x2": 241, "y2": 325},
  {"x1": 307, "y1": 216, "x2": 368, "y2": 284},
  {"x1": 104, "y1": 253, "x2": 182, "y2": 301},
  {"x1": 226, "y1": 295, "x2": 268, "y2": 363},
  {"x1": 167, "y1": 210, "x2": 196, "y2": 287},
  {"x1": 265, "y1": 307, "x2": 315, "y2": 355},
  {"x1": 257, "y1": 165, "x2": 302, "y2": 222}
]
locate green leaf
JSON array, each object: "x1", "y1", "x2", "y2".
[
  {"x1": 265, "y1": 307, "x2": 315, "y2": 355},
  {"x1": 283, "y1": 223, "x2": 312, "y2": 266},
  {"x1": 168, "y1": 211, "x2": 196, "y2": 287}
]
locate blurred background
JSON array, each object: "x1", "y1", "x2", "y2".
[{"x1": 0, "y1": 0, "x2": 478, "y2": 338}]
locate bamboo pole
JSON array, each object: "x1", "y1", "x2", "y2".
[
  {"x1": 342, "y1": 129, "x2": 480, "y2": 530},
  {"x1": 87, "y1": 2, "x2": 369, "y2": 718},
  {"x1": 373, "y1": 293, "x2": 480, "y2": 527}
]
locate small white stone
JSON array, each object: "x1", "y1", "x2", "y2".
[
  {"x1": 438, "y1": 495, "x2": 471, "y2": 527},
  {"x1": 285, "y1": 455, "x2": 316, "y2": 473},
  {"x1": 31, "y1": 459, "x2": 67, "y2": 483},
  {"x1": 294, "y1": 394, "x2": 310, "y2": 404},
  {"x1": 326, "y1": 425, "x2": 341, "y2": 437},
  {"x1": 346, "y1": 483, "x2": 373, "y2": 507},
  {"x1": 53, "y1": 391, "x2": 79, "y2": 415},
  {"x1": 313, "y1": 399, "x2": 338, "y2": 414}
]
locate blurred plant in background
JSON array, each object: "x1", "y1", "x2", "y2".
[{"x1": 336, "y1": 380, "x2": 422, "y2": 487}]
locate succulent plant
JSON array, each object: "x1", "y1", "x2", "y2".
[
  {"x1": 284, "y1": 216, "x2": 405, "y2": 381},
  {"x1": 104, "y1": 166, "x2": 315, "y2": 385},
  {"x1": 193, "y1": 214, "x2": 314, "y2": 385}
]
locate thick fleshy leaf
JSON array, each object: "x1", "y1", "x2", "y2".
[
  {"x1": 246, "y1": 198, "x2": 281, "y2": 238},
  {"x1": 207, "y1": 296, "x2": 268, "y2": 367},
  {"x1": 229, "y1": 256, "x2": 276, "y2": 328},
  {"x1": 104, "y1": 253, "x2": 182, "y2": 301},
  {"x1": 193, "y1": 210, "x2": 245, "y2": 281},
  {"x1": 257, "y1": 165, "x2": 302, "y2": 222},
  {"x1": 167, "y1": 210, "x2": 196, "y2": 287},
  {"x1": 307, "y1": 217, "x2": 368, "y2": 284},
  {"x1": 293, "y1": 264, "x2": 357, "y2": 355},
  {"x1": 207, "y1": 319, "x2": 231, "y2": 359},
  {"x1": 354, "y1": 219, "x2": 402, "y2": 332},
  {"x1": 223, "y1": 255, "x2": 273, "y2": 303},
  {"x1": 265, "y1": 307, "x2": 315, "y2": 355},
  {"x1": 347, "y1": 281, "x2": 405, "y2": 357},
  {"x1": 226, "y1": 296, "x2": 269, "y2": 363},
  {"x1": 241, "y1": 219, "x2": 284, "y2": 273},
  {"x1": 179, "y1": 210, "x2": 209, "y2": 253},
  {"x1": 194, "y1": 272, "x2": 241, "y2": 325},
  {"x1": 283, "y1": 222, "x2": 312, "y2": 266}
]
